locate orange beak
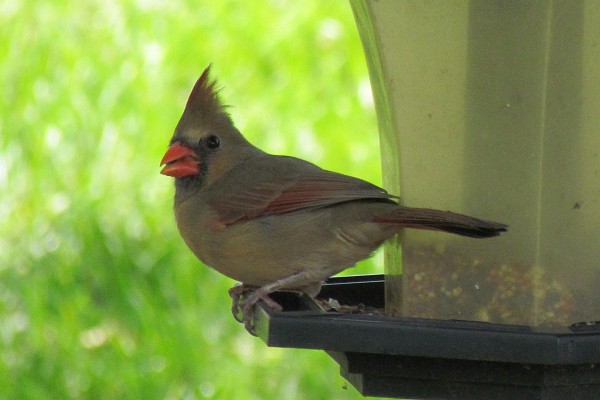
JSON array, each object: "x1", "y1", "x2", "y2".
[{"x1": 160, "y1": 142, "x2": 200, "y2": 177}]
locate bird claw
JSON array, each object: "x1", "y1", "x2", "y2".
[
  {"x1": 228, "y1": 284, "x2": 283, "y2": 336},
  {"x1": 228, "y1": 284, "x2": 256, "y2": 323}
]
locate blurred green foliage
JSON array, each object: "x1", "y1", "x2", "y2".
[{"x1": 0, "y1": 1, "x2": 387, "y2": 398}]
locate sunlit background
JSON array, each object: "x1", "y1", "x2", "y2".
[{"x1": 0, "y1": 1, "x2": 388, "y2": 398}]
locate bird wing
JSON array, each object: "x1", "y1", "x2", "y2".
[{"x1": 209, "y1": 155, "x2": 396, "y2": 226}]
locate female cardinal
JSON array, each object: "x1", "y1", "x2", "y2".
[{"x1": 160, "y1": 66, "x2": 507, "y2": 334}]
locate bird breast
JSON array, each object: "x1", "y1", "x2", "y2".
[{"x1": 175, "y1": 199, "x2": 396, "y2": 288}]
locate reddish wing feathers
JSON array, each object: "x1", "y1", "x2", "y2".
[
  {"x1": 262, "y1": 174, "x2": 394, "y2": 215},
  {"x1": 210, "y1": 159, "x2": 396, "y2": 226}
]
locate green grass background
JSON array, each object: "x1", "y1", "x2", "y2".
[{"x1": 1, "y1": 1, "x2": 389, "y2": 398}]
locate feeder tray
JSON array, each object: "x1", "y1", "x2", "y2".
[{"x1": 250, "y1": 274, "x2": 600, "y2": 400}]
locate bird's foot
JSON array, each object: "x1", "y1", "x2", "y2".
[
  {"x1": 228, "y1": 284, "x2": 283, "y2": 336},
  {"x1": 228, "y1": 284, "x2": 257, "y2": 323},
  {"x1": 229, "y1": 271, "x2": 315, "y2": 335},
  {"x1": 241, "y1": 288, "x2": 283, "y2": 335}
]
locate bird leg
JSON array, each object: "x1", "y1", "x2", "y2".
[{"x1": 232, "y1": 270, "x2": 319, "y2": 335}]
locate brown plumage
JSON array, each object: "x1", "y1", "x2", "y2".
[{"x1": 160, "y1": 66, "x2": 507, "y2": 333}]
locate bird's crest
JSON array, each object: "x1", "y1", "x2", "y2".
[{"x1": 184, "y1": 65, "x2": 229, "y2": 118}]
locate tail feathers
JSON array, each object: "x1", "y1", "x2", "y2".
[{"x1": 373, "y1": 207, "x2": 507, "y2": 238}]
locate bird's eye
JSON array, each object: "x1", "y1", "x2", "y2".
[{"x1": 206, "y1": 135, "x2": 220, "y2": 149}]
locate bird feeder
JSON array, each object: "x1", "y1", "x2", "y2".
[{"x1": 249, "y1": 1, "x2": 600, "y2": 398}]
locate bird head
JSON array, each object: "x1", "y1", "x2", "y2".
[{"x1": 160, "y1": 66, "x2": 261, "y2": 190}]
